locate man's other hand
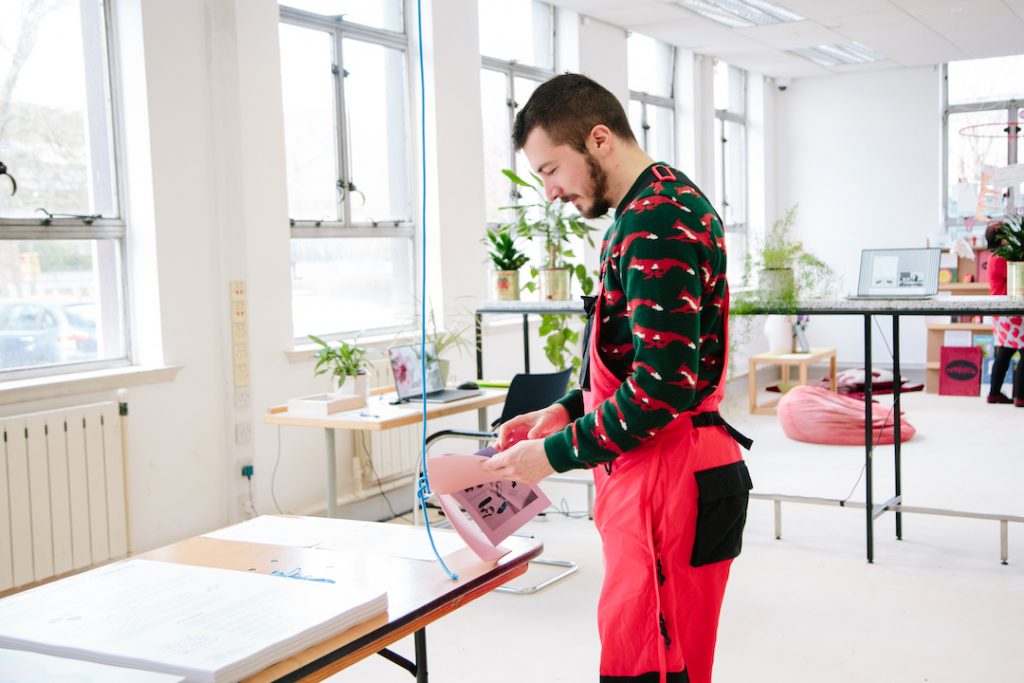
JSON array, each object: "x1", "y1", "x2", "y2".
[
  {"x1": 481, "y1": 438, "x2": 555, "y2": 484},
  {"x1": 495, "y1": 403, "x2": 570, "y2": 450}
]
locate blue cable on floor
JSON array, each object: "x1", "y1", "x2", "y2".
[{"x1": 414, "y1": 0, "x2": 458, "y2": 581}]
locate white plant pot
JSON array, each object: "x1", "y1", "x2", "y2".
[
  {"x1": 334, "y1": 372, "x2": 368, "y2": 407},
  {"x1": 764, "y1": 314, "x2": 794, "y2": 354}
]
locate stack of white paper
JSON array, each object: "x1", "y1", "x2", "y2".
[
  {"x1": 0, "y1": 648, "x2": 186, "y2": 682},
  {"x1": 0, "y1": 559, "x2": 387, "y2": 683}
]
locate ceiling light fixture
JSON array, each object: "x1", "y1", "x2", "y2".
[
  {"x1": 788, "y1": 42, "x2": 886, "y2": 67},
  {"x1": 672, "y1": 0, "x2": 804, "y2": 29}
]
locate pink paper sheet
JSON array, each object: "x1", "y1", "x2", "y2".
[{"x1": 426, "y1": 451, "x2": 550, "y2": 561}]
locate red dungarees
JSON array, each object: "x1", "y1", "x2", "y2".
[{"x1": 583, "y1": 289, "x2": 751, "y2": 683}]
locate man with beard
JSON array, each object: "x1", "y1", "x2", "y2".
[{"x1": 482, "y1": 73, "x2": 753, "y2": 683}]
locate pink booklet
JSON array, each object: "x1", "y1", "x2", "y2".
[{"x1": 426, "y1": 447, "x2": 550, "y2": 560}]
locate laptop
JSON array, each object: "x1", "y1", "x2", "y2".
[
  {"x1": 387, "y1": 342, "x2": 482, "y2": 403},
  {"x1": 847, "y1": 248, "x2": 941, "y2": 300}
]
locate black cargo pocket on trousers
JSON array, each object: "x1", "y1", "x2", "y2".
[{"x1": 690, "y1": 461, "x2": 753, "y2": 567}]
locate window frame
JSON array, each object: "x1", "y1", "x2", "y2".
[
  {"x1": 713, "y1": 62, "x2": 748, "y2": 282},
  {"x1": 280, "y1": 6, "x2": 414, "y2": 237},
  {"x1": 480, "y1": 56, "x2": 555, "y2": 211},
  {"x1": 279, "y1": 5, "x2": 416, "y2": 340},
  {"x1": 0, "y1": 0, "x2": 132, "y2": 380},
  {"x1": 941, "y1": 63, "x2": 1022, "y2": 229}
]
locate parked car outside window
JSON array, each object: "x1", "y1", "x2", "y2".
[{"x1": 0, "y1": 299, "x2": 98, "y2": 370}]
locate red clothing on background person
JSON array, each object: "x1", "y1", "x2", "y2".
[{"x1": 985, "y1": 235, "x2": 1023, "y2": 404}]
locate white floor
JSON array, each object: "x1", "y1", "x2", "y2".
[{"x1": 332, "y1": 386, "x2": 1023, "y2": 682}]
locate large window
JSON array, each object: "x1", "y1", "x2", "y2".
[
  {"x1": 478, "y1": 0, "x2": 555, "y2": 224},
  {"x1": 713, "y1": 59, "x2": 747, "y2": 285},
  {"x1": 0, "y1": 0, "x2": 127, "y2": 377},
  {"x1": 944, "y1": 55, "x2": 1024, "y2": 230},
  {"x1": 279, "y1": 2, "x2": 413, "y2": 339},
  {"x1": 627, "y1": 32, "x2": 675, "y2": 165}
]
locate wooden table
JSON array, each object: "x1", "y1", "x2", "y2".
[
  {"x1": 265, "y1": 389, "x2": 508, "y2": 517},
  {"x1": 748, "y1": 347, "x2": 837, "y2": 414},
  {"x1": 140, "y1": 516, "x2": 544, "y2": 682}
]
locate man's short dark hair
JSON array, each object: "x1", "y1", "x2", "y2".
[{"x1": 512, "y1": 73, "x2": 636, "y2": 152}]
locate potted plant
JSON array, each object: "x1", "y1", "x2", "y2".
[
  {"x1": 484, "y1": 225, "x2": 529, "y2": 301},
  {"x1": 500, "y1": 168, "x2": 597, "y2": 301},
  {"x1": 308, "y1": 334, "x2": 370, "y2": 399},
  {"x1": 990, "y1": 213, "x2": 1024, "y2": 299},
  {"x1": 733, "y1": 205, "x2": 835, "y2": 354}
]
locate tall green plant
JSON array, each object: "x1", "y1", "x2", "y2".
[
  {"x1": 499, "y1": 169, "x2": 599, "y2": 378},
  {"x1": 500, "y1": 168, "x2": 597, "y2": 270}
]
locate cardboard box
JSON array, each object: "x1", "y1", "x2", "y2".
[{"x1": 287, "y1": 392, "x2": 365, "y2": 415}]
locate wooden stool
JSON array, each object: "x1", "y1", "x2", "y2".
[{"x1": 748, "y1": 347, "x2": 837, "y2": 415}]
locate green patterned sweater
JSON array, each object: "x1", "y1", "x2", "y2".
[{"x1": 543, "y1": 163, "x2": 729, "y2": 472}]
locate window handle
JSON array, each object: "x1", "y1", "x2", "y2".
[
  {"x1": 0, "y1": 160, "x2": 16, "y2": 195},
  {"x1": 337, "y1": 179, "x2": 365, "y2": 206}
]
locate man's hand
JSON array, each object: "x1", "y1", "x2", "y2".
[
  {"x1": 481, "y1": 438, "x2": 555, "y2": 484},
  {"x1": 495, "y1": 403, "x2": 570, "y2": 450}
]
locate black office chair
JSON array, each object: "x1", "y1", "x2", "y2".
[{"x1": 421, "y1": 368, "x2": 580, "y2": 594}]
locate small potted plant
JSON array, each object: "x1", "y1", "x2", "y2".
[
  {"x1": 484, "y1": 225, "x2": 529, "y2": 300},
  {"x1": 734, "y1": 205, "x2": 834, "y2": 354},
  {"x1": 308, "y1": 334, "x2": 370, "y2": 398},
  {"x1": 990, "y1": 213, "x2": 1024, "y2": 299},
  {"x1": 500, "y1": 168, "x2": 597, "y2": 300}
]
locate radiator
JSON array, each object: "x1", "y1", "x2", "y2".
[
  {"x1": 352, "y1": 359, "x2": 423, "y2": 490},
  {"x1": 0, "y1": 402, "x2": 127, "y2": 593}
]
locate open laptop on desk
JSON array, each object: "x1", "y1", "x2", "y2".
[
  {"x1": 387, "y1": 342, "x2": 482, "y2": 403},
  {"x1": 847, "y1": 247, "x2": 941, "y2": 299}
]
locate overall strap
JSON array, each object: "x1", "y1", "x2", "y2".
[{"x1": 690, "y1": 411, "x2": 753, "y2": 451}]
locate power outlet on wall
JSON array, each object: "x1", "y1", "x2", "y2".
[{"x1": 235, "y1": 421, "x2": 252, "y2": 445}]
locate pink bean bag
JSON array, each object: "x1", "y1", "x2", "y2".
[{"x1": 777, "y1": 385, "x2": 915, "y2": 445}]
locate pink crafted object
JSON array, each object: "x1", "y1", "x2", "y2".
[
  {"x1": 777, "y1": 386, "x2": 915, "y2": 446},
  {"x1": 427, "y1": 450, "x2": 549, "y2": 561}
]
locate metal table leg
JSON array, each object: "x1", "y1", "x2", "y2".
[
  {"x1": 325, "y1": 427, "x2": 338, "y2": 518},
  {"x1": 864, "y1": 315, "x2": 874, "y2": 563}
]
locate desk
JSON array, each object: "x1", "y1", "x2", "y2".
[
  {"x1": 735, "y1": 295, "x2": 1024, "y2": 563},
  {"x1": 266, "y1": 390, "x2": 507, "y2": 518},
  {"x1": 7, "y1": 515, "x2": 541, "y2": 682}
]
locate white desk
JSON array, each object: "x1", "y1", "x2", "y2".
[{"x1": 265, "y1": 389, "x2": 508, "y2": 517}]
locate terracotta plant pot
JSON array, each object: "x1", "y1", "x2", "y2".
[{"x1": 495, "y1": 270, "x2": 520, "y2": 300}]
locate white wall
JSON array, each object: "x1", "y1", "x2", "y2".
[{"x1": 773, "y1": 66, "x2": 943, "y2": 368}]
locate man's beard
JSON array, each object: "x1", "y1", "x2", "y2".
[{"x1": 580, "y1": 151, "x2": 611, "y2": 219}]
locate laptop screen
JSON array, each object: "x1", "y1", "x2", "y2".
[
  {"x1": 857, "y1": 248, "x2": 941, "y2": 297},
  {"x1": 387, "y1": 342, "x2": 444, "y2": 399}
]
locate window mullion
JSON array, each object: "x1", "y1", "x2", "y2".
[{"x1": 333, "y1": 30, "x2": 351, "y2": 227}]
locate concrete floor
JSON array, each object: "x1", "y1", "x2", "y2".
[{"x1": 332, "y1": 386, "x2": 1023, "y2": 682}]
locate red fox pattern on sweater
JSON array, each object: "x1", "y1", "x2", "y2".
[{"x1": 545, "y1": 163, "x2": 728, "y2": 471}]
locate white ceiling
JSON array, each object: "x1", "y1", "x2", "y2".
[{"x1": 549, "y1": 0, "x2": 1024, "y2": 79}]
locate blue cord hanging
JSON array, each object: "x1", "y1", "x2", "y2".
[{"x1": 414, "y1": 0, "x2": 458, "y2": 581}]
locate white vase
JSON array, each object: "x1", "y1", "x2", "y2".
[{"x1": 764, "y1": 314, "x2": 794, "y2": 354}]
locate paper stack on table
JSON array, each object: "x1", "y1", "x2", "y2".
[{"x1": 0, "y1": 559, "x2": 387, "y2": 683}]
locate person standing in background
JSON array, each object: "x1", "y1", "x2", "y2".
[{"x1": 984, "y1": 221, "x2": 1023, "y2": 406}]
